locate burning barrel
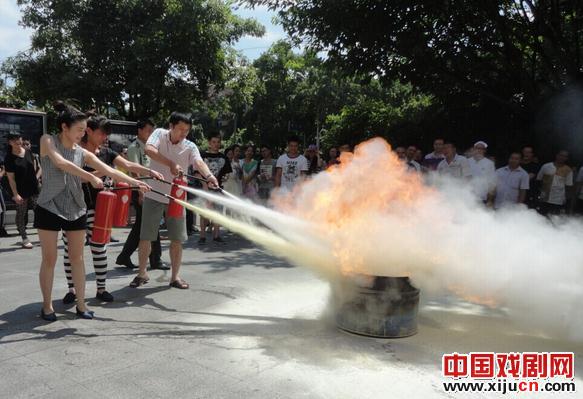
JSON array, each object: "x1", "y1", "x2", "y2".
[{"x1": 334, "y1": 275, "x2": 420, "y2": 338}]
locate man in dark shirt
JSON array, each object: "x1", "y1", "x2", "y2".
[
  {"x1": 0, "y1": 163, "x2": 9, "y2": 237},
  {"x1": 4, "y1": 131, "x2": 40, "y2": 248},
  {"x1": 199, "y1": 133, "x2": 232, "y2": 244},
  {"x1": 521, "y1": 145, "x2": 540, "y2": 209}
]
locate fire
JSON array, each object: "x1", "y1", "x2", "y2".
[
  {"x1": 274, "y1": 138, "x2": 435, "y2": 276},
  {"x1": 448, "y1": 285, "x2": 500, "y2": 308}
]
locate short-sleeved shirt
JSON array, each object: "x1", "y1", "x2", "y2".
[
  {"x1": 437, "y1": 154, "x2": 472, "y2": 179},
  {"x1": 4, "y1": 149, "x2": 39, "y2": 198},
  {"x1": 536, "y1": 162, "x2": 573, "y2": 205},
  {"x1": 423, "y1": 152, "x2": 444, "y2": 171},
  {"x1": 276, "y1": 153, "x2": 309, "y2": 191},
  {"x1": 145, "y1": 128, "x2": 203, "y2": 204},
  {"x1": 406, "y1": 159, "x2": 421, "y2": 173},
  {"x1": 201, "y1": 151, "x2": 232, "y2": 188},
  {"x1": 83, "y1": 146, "x2": 119, "y2": 208},
  {"x1": 258, "y1": 159, "x2": 277, "y2": 191},
  {"x1": 521, "y1": 161, "x2": 540, "y2": 179},
  {"x1": 127, "y1": 138, "x2": 150, "y2": 168},
  {"x1": 495, "y1": 166, "x2": 529, "y2": 209},
  {"x1": 469, "y1": 157, "x2": 496, "y2": 200}
]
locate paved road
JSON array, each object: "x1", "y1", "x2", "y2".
[{"x1": 0, "y1": 224, "x2": 582, "y2": 398}]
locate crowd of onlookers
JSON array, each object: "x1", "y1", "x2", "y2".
[
  {"x1": 393, "y1": 138, "x2": 581, "y2": 216},
  {"x1": 191, "y1": 135, "x2": 583, "y2": 219},
  {"x1": 1, "y1": 131, "x2": 583, "y2": 249}
]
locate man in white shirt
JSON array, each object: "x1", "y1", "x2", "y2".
[
  {"x1": 468, "y1": 140, "x2": 496, "y2": 202},
  {"x1": 395, "y1": 146, "x2": 407, "y2": 160},
  {"x1": 536, "y1": 150, "x2": 573, "y2": 216},
  {"x1": 494, "y1": 152, "x2": 530, "y2": 209},
  {"x1": 423, "y1": 138, "x2": 445, "y2": 171},
  {"x1": 437, "y1": 142, "x2": 472, "y2": 180},
  {"x1": 275, "y1": 135, "x2": 309, "y2": 192},
  {"x1": 131, "y1": 112, "x2": 218, "y2": 290},
  {"x1": 405, "y1": 145, "x2": 421, "y2": 172}
]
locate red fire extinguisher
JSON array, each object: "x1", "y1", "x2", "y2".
[
  {"x1": 92, "y1": 189, "x2": 117, "y2": 244},
  {"x1": 113, "y1": 182, "x2": 131, "y2": 227},
  {"x1": 167, "y1": 176, "x2": 186, "y2": 218}
]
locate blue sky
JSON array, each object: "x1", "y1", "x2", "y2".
[{"x1": 0, "y1": 1, "x2": 285, "y2": 64}]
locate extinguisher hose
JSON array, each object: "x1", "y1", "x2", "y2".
[
  {"x1": 136, "y1": 175, "x2": 241, "y2": 202},
  {"x1": 139, "y1": 175, "x2": 225, "y2": 194}
]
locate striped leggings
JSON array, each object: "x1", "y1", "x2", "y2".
[{"x1": 63, "y1": 209, "x2": 108, "y2": 290}]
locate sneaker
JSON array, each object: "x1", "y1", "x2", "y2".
[
  {"x1": 198, "y1": 237, "x2": 206, "y2": 245},
  {"x1": 22, "y1": 239, "x2": 33, "y2": 249},
  {"x1": 110, "y1": 236, "x2": 120, "y2": 243},
  {"x1": 96, "y1": 290, "x2": 114, "y2": 302},
  {"x1": 62, "y1": 291, "x2": 77, "y2": 304}
]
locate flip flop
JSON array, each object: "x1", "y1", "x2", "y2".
[
  {"x1": 129, "y1": 276, "x2": 149, "y2": 288},
  {"x1": 169, "y1": 279, "x2": 189, "y2": 289}
]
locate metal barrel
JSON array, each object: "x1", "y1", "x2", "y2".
[{"x1": 334, "y1": 275, "x2": 420, "y2": 338}]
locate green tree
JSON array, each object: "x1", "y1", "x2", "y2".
[
  {"x1": 249, "y1": 1, "x2": 583, "y2": 108},
  {"x1": 246, "y1": 1, "x2": 583, "y2": 155},
  {"x1": 322, "y1": 80, "x2": 435, "y2": 149},
  {"x1": 5, "y1": 0, "x2": 264, "y2": 119}
]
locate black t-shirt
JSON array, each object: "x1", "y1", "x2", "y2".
[
  {"x1": 521, "y1": 161, "x2": 540, "y2": 178},
  {"x1": 83, "y1": 147, "x2": 119, "y2": 208},
  {"x1": 4, "y1": 149, "x2": 39, "y2": 198},
  {"x1": 201, "y1": 151, "x2": 232, "y2": 188}
]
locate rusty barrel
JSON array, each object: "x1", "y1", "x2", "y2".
[{"x1": 334, "y1": 275, "x2": 420, "y2": 338}]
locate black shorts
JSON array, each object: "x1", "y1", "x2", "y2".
[{"x1": 34, "y1": 205, "x2": 87, "y2": 231}]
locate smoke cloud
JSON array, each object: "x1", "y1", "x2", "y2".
[{"x1": 185, "y1": 138, "x2": 583, "y2": 341}]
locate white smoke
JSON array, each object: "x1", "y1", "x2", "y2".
[{"x1": 187, "y1": 138, "x2": 583, "y2": 340}]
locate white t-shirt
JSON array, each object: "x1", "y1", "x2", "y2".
[
  {"x1": 437, "y1": 154, "x2": 472, "y2": 179},
  {"x1": 469, "y1": 157, "x2": 496, "y2": 200},
  {"x1": 276, "y1": 153, "x2": 309, "y2": 191},
  {"x1": 145, "y1": 128, "x2": 203, "y2": 204},
  {"x1": 536, "y1": 162, "x2": 573, "y2": 205},
  {"x1": 494, "y1": 166, "x2": 529, "y2": 209},
  {"x1": 405, "y1": 159, "x2": 421, "y2": 173}
]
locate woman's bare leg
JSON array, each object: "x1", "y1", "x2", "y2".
[
  {"x1": 65, "y1": 230, "x2": 89, "y2": 312},
  {"x1": 38, "y1": 229, "x2": 58, "y2": 313}
]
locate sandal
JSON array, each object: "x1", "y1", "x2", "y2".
[
  {"x1": 169, "y1": 279, "x2": 189, "y2": 289},
  {"x1": 129, "y1": 276, "x2": 149, "y2": 288}
]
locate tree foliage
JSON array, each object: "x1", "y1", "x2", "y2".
[
  {"x1": 245, "y1": 1, "x2": 583, "y2": 156},
  {"x1": 225, "y1": 41, "x2": 435, "y2": 150},
  {"x1": 6, "y1": 0, "x2": 263, "y2": 118},
  {"x1": 247, "y1": 1, "x2": 583, "y2": 108}
]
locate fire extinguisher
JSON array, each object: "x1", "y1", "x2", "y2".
[
  {"x1": 113, "y1": 182, "x2": 131, "y2": 227},
  {"x1": 167, "y1": 176, "x2": 186, "y2": 218},
  {"x1": 92, "y1": 189, "x2": 117, "y2": 244}
]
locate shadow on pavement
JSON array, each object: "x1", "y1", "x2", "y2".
[{"x1": 181, "y1": 248, "x2": 293, "y2": 272}]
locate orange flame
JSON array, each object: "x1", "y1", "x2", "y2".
[{"x1": 274, "y1": 138, "x2": 434, "y2": 276}]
